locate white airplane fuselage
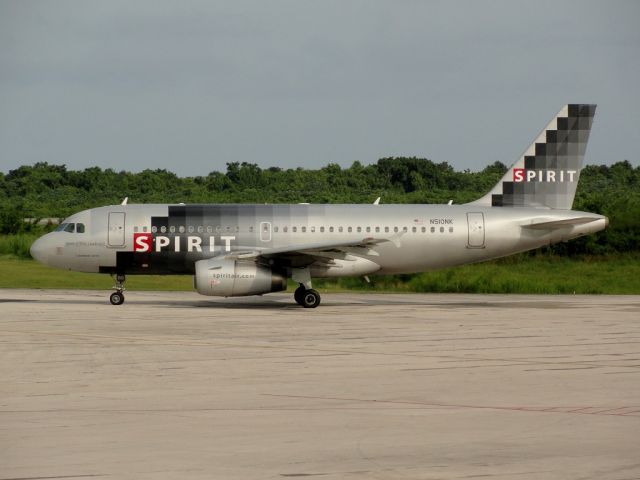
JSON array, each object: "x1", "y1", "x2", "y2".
[{"x1": 31, "y1": 203, "x2": 607, "y2": 276}]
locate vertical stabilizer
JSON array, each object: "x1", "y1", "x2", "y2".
[{"x1": 471, "y1": 104, "x2": 596, "y2": 209}]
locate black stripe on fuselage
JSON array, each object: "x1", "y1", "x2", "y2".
[{"x1": 104, "y1": 204, "x2": 320, "y2": 274}]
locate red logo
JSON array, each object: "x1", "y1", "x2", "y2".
[
  {"x1": 133, "y1": 233, "x2": 153, "y2": 252},
  {"x1": 513, "y1": 168, "x2": 525, "y2": 182}
]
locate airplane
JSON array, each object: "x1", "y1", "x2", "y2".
[{"x1": 30, "y1": 104, "x2": 607, "y2": 308}]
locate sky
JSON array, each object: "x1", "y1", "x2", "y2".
[{"x1": 0, "y1": 0, "x2": 639, "y2": 176}]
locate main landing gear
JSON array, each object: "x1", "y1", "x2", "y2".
[
  {"x1": 110, "y1": 273, "x2": 126, "y2": 305},
  {"x1": 291, "y1": 267, "x2": 320, "y2": 308},
  {"x1": 294, "y1": 285, "x2": 321, "y2": 308}
]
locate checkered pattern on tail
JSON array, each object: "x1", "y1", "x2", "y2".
[{"x1": 472, "y1": 104, "x2": 596, "y2": 210}]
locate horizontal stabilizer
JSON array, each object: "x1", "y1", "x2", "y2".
[{"x1": 522, "y1": 217, "x2": 601, "y2": 230}]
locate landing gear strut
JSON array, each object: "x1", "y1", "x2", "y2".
[{"x1": 110, "y1": 273, "x2": 126, "y2": 305}]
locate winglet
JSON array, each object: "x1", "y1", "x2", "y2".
[
  {"x1": 120, "y1": 197, "x2": 128, "y2": 205},
  {"x1": 373, "y1": 197, "x2": 381, "y2": 205}
]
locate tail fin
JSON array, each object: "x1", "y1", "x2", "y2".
[{"x1": 471, "y1": 104, "x2": 596, "y2": 209}]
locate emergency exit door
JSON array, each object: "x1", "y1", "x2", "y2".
[
  {"x1": 467, "y1": 212, "x2": 485, "y2": 248},
  {"x1": 108, "y1": 212, "x2": 126, "y2": 247}
]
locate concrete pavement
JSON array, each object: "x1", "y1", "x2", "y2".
[{"x1": 1, "y1": 290, "x2": 639, "y2": 479}]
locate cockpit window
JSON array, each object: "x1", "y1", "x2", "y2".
[{"x1": 55, "y1": 223, "x2": 79, "y2": 233}]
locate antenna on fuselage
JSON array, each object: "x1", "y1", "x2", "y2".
[{"x1": 120, "y1": 197, "x2": 128, "y2": 205}]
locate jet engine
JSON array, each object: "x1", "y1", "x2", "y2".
[{"x1": 194, "y1": 258, "x2": 287, "y2": 297}]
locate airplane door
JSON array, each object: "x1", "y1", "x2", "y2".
[
  {"x1": 108, "y1": 212, "x2": 126, "y2": 247},
  {"x1": 260, "y1": 221, "x2": 271, "y2": 242},
  {"x1": 467, "y1": 212, "x2": 485, "y2": 248}
]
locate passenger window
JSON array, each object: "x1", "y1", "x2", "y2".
[
  {"x1": 152, "y1": 226, "x2": 157, "y2": 233},
  {"x1": 292, "y1": 226, "x2": 297, "y2": 233},
  {"x1": 311, "y1": 226, "x2": 315, "y2": 233},
  {"x1": 142, "y1": 226, "x2": 148, "y2": 233},
  {"x1": 302, "y1": 226, "x2": 306, "y2": 233},
  {"x1": 272, "y1": 226, "x2": 277, "y2": 233},
  {"x1": 366, "y1": 226, "x2": 371, "y2": 233},
  {"x1": 235, "y1": 226, "x2": 240, "y2": 232},
  {"x1": 188, "y1": 226, "x2": 194, "y2": 233},
  {"x1": 320, "y1": 226, "x2": 325, "y2": 233},
  {"x1": 225, "y1": 226, "x2": 231, "y2": 232},
  {"x1": 329, "y1": 227, "x2": 334, "y2": 233},
  {"x1": 179, "y1": 226, "x2": 185, "y2": 233},
  {"x1": 385, "y1": 227, "x2": 389, "y2": 233},
  {"x1": 348, "y1": 227, "x2": 352, "y2": 233},
  {"x1": 449, "y1": 227, "x2": 454, "y2": 233},
  {"x1": 338, "y1": 226, "x2": 343, "y2": 233},
  {"x1": 134, "y1": 226, "x2": 139, "y2": 233},
  {"x1": 77, "y1": 223, "x2": 85, "y2": 233},
  {"x1": 64, "y1": 223, "x2": 75, "y2": 233},
  {"x1": 440, "y1": 227, "x2": 445, "y2": 233},
  {"x1": 375, "y1": 227, "x2": 380, "y2": 233},
  {"x1": 430, "y1": 227, "x2": 435, "y2": 233},
  {"x1": 412, "y1": 227, "x2": 416, "y2": 233},
  {"x1": 283, "y1": 226, "x2": 288, "y2": 233},
  {"x1": 197, "y1": 226, "x2": 203, "y2": 233},
  {"x1": 207, "y1": 226, "x2": 213, "y2": 233},
  {"x1": 357, "y1": 226, "x2": 361, "y2": 233},
  {"x1": 216, "y1": 225, "x2": 221, "y2": 233},
  {"x1": 421, "y1": 227, "x2": 426, "y2": 233},
  {"x1": 403, "y1": 226, "x2": 408, "y2": 232},
  {"x1": 394, "y1": 227, "x2": 399, "y2": 233}
]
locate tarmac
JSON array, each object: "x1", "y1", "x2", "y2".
[{"x1": 1, "y1": 289, "x2": 639, "y2": 480}]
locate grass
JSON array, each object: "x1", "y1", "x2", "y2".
[
  {"x1": 0, "y1": 233, "x2": 38, "y2": 259},
  {"x1": 1, "y1": 254, "x2": 639, "y2": 294}
]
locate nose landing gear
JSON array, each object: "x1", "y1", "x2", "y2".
[{"x1": 110, "y1": 273, "x2": 126, "y2": 305}]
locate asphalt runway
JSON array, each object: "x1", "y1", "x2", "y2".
[{"x1": 1, "y1": 290, "x2": 639, "y2": 480}]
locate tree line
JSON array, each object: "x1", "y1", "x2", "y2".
[{"x1": 1, "y1": 158, "x2": 638, "y2": 255}]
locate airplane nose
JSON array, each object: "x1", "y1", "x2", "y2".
[{"x1": 30, "y1": 236, "x2": 49, "y2": 264}]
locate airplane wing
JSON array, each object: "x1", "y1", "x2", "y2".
[
  {"x1": 222, "y1": 236, "x2": 399, "y2": 264},
  {"x1": 521, "y1": 217, "x2": 601, "y2": 230}
]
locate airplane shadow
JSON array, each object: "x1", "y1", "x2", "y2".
[
  {"x1": 0, "y1": 294, "x2": 574, "y2": 310},
  {"x1": 0, "y1": 296, "x2": 299, "y2": 310}
]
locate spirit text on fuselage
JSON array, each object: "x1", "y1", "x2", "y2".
[{"x1": 133, "y1": 233, "x2": 235, "y2": 253}]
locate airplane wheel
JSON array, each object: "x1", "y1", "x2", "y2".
[
  {"x1": 110, "y1": 291, "x2": 125, "y2": 305},
  {"x1": 301, "y1": 289, "x2": 321, "y2": 308},
  {"x1": 294, "y1": 286, "x2": 306, "y2": 306}
]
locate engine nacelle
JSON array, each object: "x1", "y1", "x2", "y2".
[{"x1": 194, "y1": 258, "x2": 287, "y2": 297}]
